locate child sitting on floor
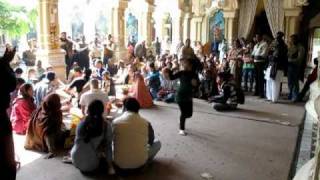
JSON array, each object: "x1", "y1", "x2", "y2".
[
  {"x1": 210, "y1": 71, "x2": 244, "y2": 111},
  {"x1": 157, "y1": 67, "x2": 178, "y2": 103},
  {"x1": 145, "y1": 62, "x2": 161, "y2": 100}
]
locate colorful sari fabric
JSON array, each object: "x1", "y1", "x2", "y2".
[
  {"x1": 11, "y1": 84, "x2": 36, "y2": 135},
  {"x1": 24, "y1": 94, "x2": 63, "y2": 152},
  {"x1": 131, "y1": 74, "x2": 153, "y2": 108}
]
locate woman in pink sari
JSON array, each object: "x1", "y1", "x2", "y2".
[
  {"x1": 11, "y1": 83, "x2": 36, "y2": 135},
  {"x1": 131, "y1": 73, "x2": 153, "y2": 108}
]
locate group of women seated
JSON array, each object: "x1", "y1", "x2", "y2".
[
  {"x1": 7, "y1": 59, "x2": 167, "y2": 173},
  {"x1": 19, "y1": 92, "x2": 113, "y2": 173}
]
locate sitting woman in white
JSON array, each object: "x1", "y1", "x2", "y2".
[{"x1": 71, "y1": 100, "x2": 114, "y2": 174}]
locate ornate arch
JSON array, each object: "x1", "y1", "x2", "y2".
[{"x1": 222, "y1": 0, "x2": 239, "y2": 10}]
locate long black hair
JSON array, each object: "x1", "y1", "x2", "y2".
[{"x1": 83, "y1": 100, "x2": 105, "y2": 143}]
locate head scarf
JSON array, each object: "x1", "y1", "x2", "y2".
[
  {"x1": 33, "y1": 93, "x2": 62, "y2": 135},
  {"x1": 25, "y1": 93, "x2": 63, "y2": 152}
]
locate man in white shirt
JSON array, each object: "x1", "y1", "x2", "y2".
[
  {"x1": 113, "y1": 97, "x2": 161, "y2": 171},
  {"x1": 251, "y1": 34, "x2": 268, "y2": 98},
  {"x1": 34, "y1": 72, "x2": 59, "y2": 106},
  {"x1": 79, "y1": 79, "x2": 109, "y2": 115}
]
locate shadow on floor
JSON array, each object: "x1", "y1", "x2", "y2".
[{"x1": 18, "y1": 155, "x2": 189, "y2": 180}]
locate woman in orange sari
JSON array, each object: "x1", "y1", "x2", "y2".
[{"x1": 130, "y1": 73, "x2": 153, "y2": 108}]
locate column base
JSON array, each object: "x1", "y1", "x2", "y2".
[{"x1": 37, "y1": 49, "x2": 66, "y2": 81}]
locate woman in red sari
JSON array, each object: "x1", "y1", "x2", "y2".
[
  {"x1": 11, "y1": 83, "x2": 36, "y2": 135},
  {"x1": 131, "y1": 73, "x2": 153, "y2": 108}
]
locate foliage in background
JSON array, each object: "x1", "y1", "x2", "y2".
[{"x1": 0, "y1": 0, "x2": 37, "y2": 38}]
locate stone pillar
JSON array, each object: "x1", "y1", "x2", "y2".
[
  {"x1": 37, "y1": 0, "x2": 66, "y2": 80},
  {"x1": 154, "y1": 13, "x2": 163, "y2": 41},
  {"x1": 191, "y1": 16, "x2": 204, "y2": 43},
  {"x1": 140, "y1": 3, "x2": 154, "y2": 47},
  {"x1": 172, "y1": 10, "x2": 185, "y2": 50},
  {"x1": 183, "y1": 12, "x2": 192, "y2": 41},
  {"x1": 223, "y1": 10, "x2": 238, "y2": 45},
  {"x1": 111, "y1": 0, "x2": 128, "y2": 61},
  {"x1": 284, "y1": 8, "x2": 301, "y2": 42}
]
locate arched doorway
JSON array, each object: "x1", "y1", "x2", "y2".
[
  {"x1": 248, "y1": 0, "x2": 273, "y2": 40},
  {"x1": 253, "y1": 11, "x2": 273, "y2": 38}
]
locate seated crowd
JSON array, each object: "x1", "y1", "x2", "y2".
[{"x1": 4, "y1": 30, "x2": 315, "y2": 176}]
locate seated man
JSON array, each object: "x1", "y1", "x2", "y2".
[
  {"x1": 113, "y1": 97, "x2": 161, "y2": 172},
  {"x1": 93, "y1": 60, "x2": 106, "y2": 80},
  {"x1": 66, "y1": 68, "x2": 92, "y2": 106},
  {"x1": 34, "y1": 72, "x2": 59, "y2": 106},
  {"x1": 211, "y1": 71, "x2": 243, "y2": 111},
  {"x1": 79, "y1": 79, "x2": 109, "y2": 115},
  {"x1": 157, "y1": 67, "x2": 178, "y2": 103},
  {"x1": 145, "y1": 62, "x2": 161, "y2": 99}
]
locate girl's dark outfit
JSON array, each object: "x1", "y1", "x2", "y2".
[{"x1": 169, "y1": 70, "x2": 197, "y2": 130}]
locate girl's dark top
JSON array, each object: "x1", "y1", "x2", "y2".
[{"x1": 169, "y1": 70, "x2": 197, "y2": 102}]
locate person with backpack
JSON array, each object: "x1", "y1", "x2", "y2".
[{"x1": 211, "y1": 71, "x2": 244, "y2": 111}]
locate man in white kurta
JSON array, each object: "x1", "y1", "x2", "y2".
[
  {"x1": 265, "y1": 32, "x2": 288, "y2": 103},
  {"x1": 113, "y1": 97, "x2": 161, "y2": 170}
]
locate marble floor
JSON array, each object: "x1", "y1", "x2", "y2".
[{"x1": 15, "y1": 96, "x2": 305, "y2": 180}]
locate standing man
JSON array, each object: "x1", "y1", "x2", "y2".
[
  {"x1": 22, "y1": 40, "x2": 37, "y2": 67},
  {"x1": 103, "y1": 34, "x2": 115, "y2": 67},
  {"x1": 60, "y1": 32, "x2": 73, "y2": 79},
  {"x1": 134, "y1": 40, "x2": 147, "y2": 59},
  {"x1": 176, "y1": 40, "x2": 184, "y2": 59},
  {"x1": 265, "y1": 32, "x2": 288, "y2": 103},
  {"x1": 218, "y1": 38, "x2": 228, "y2": 63},
  {"x1": 89, "y1": 37, "x2": 102, "y2": 65},
  {"x1": 287, "y1": 34, "x2": 305, "y2": 101},
  {"x1": 77, "y1": 35, "x2": 90, "y2": 70},
  {"x1": 252, "y1": 34, "x2": 268, "y2": 98},
  {"x1": 154, "y1": 37, "x2": 161, "y2": 57},
  {"x1": 181, "y1": 38, "x2": 195, "y2": 59}
]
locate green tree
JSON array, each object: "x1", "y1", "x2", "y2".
[{"x1": 0, "y1": 0, "x2": 37, "y2": 38}]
